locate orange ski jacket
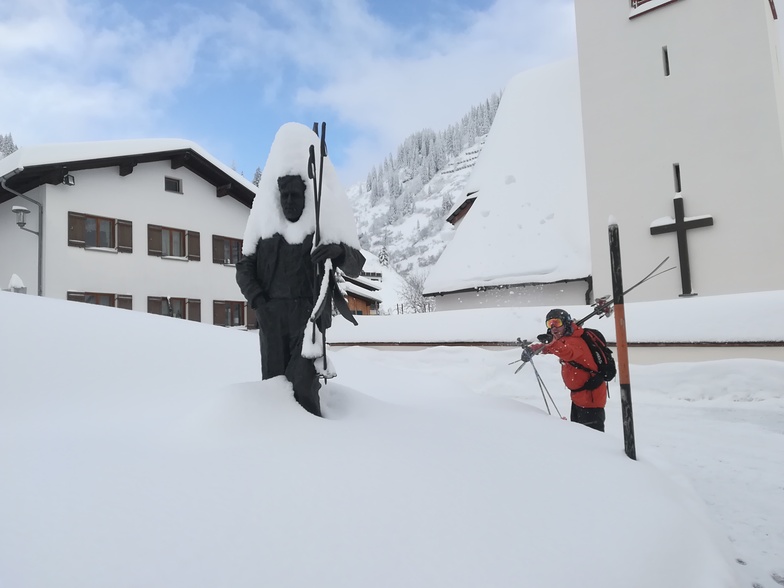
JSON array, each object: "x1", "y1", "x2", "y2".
[{"x1": 541, "y1": 323, "x2": 608, "y2": 409}]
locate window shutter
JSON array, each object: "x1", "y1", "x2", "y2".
[
  {"x1": 117, "y1": 219, "x2": 133, "y2": 253},
  {"x1": 117, "y1": 295, "x2": 132, "y2": 310},
  {"x1": 187, "y1": 299, "x2": 201, "y2": 322},
  {"x1": 67, "y1": 291, "x2": 85, "y2": 302},
  {"x1": 212, "y1": 235, "x2": 224, "y2": 264},
  {"x1": 148, "y1": 225, "x2": 162, "y2": 256},
  {"x1": 246, "y1": 303, "x2": 257, "y2": 329},
  {"x1": 147, "y1": 296, "x2": 162, "y2": 314},
  {"x1": 213, "y1": 301, "x2": 226, "y2": 326},
  {"x1": 68, "y1": 212, "x2": 85, "y2": 247},
  {"x1": 187, "y1": 231, "x2": 200, "y2": 261}
]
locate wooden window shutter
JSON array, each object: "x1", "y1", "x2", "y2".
[
  {"x1": 68, "y1": 212, "x2": 85, "y2": 247},
  {"x1": 212, "y1": 235, "x2": 224, "y2": 264},
  {"x1": 117, "y1": 295, "x2": 132, "y2": 310},
  {"x1": 147, "y1": 296, "x2": 162, "y2": 314},
  {"x1": 246, "y1": 303, "x2": 257, "y2": 329},
  {"x1": 213, "y1": 301, "x2": 226, "y2": 326},
  {"x1": 187, "y1": 231, "x2": 200, "y2": 261},
  {"x1": 148, "y1": 225, "x2": 162, "y2": 256},
  {"x1": 117, "y1": 219, "x2": 133, "y2": 253},
  {"x1": 67, "y1": 291, "x2": 85, "y2": 302},
  {"x1": 187, "y1": 299, "x2": 201, "y2": 322}
]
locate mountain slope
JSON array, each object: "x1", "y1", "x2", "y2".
[{"x1": 346, "y1": 95, "x2": 500, "y2": 280}]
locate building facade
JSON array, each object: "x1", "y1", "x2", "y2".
[
  {"x1": 575, "y1": 0, "x2": 784, "y2": 301},
  {"x1": 0, "y1": 139, "x2": 256, "y2": 327}
]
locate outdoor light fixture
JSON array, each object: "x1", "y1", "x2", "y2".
[
  {"x1": 11, "y1": 205, "x2": 31, "y2": 229},
  {"x1": 63, "y1": 173, "x2": 75, "y2": 186},
  {"x1": 3, "y1": 174, "x2": 44, "y2": 296}
]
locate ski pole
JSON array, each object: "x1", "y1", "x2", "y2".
[
  {"x1": 576, "y1": 257, "x2": 675, "y2": 326},
  {"x1": 530, "y1": 357, "x2": 564, "y2": 419}
]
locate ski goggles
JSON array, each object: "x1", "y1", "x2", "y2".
[{"x1": 546, "y1": 318, "x2": 564, "y2": 329}]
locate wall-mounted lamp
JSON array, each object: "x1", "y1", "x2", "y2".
[
  {"x1": 3, "y1": 174, "x2": 44, "y2": 296},
  {"x1": 11, "y1": 205, "x2": 31, "y2": 229},
  {"x1": 63, "y1": 173, "x2": 75, "y2": 186}
]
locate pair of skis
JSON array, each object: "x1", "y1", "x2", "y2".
[
  {"x1": 306, "y1": 122, "x2": 357, "y2": 375},
  {"x1": 512, "y1": 256, "x2": 675, "y2": 373}
]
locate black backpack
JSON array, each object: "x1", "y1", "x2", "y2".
[{"x1": 568, "y1": 328, "x2": 616, "y2": 391}]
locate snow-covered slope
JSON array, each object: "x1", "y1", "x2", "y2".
[
  {"x1": 346, "y1": 95, "x2": 500, "y2": 281},
  {"x1": 347, "y1": 139, "x2": 483, "y2": 278}
]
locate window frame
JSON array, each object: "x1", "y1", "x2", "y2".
[
  {"x1": 147, "y1": 296, "x2": 201, "y2": 321},
  {"x1": 162, "y1": 227, "x2": 186, "y2": 257},
  {"x1": 212, "y1": 235, "x2": 243, "y2": 265},
  {"x1": 147, "y1": 225, "x2": 200, "y2": 260},
  {"x1": 630, "y1": 0, "x2": 680, "y2": 18},
  {"x1": 213, "y1": 300, "x2": 246, "y2": 327},
  {"x1": 67, "y1": 291, "x2": 132, "y2": 309},
  {"x1": 164, "y1": 176, "x2": 183, "y2": 193},
  {"x1": 68, "y1": 211, "x2": 132, "y2": 253}
]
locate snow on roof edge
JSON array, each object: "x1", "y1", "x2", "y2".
[{"x1": 0, "y1": 138, "x2": 257, "y2": 192}]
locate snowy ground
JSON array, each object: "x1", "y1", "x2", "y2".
[{"x1": 1, "y1": 291, "x2": 782, "y2": 587}]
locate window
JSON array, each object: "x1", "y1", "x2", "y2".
[
  {"x1": 67, "y1": 291, "x2": 132, "y2": 309},
  {"x1": 68, "y1": 212, "x2": 132, "y2": 252},
  {"x1": 165, "y1": 177, "x2": 182, "y2": 193},
  {"x1": 147, "y1": 296, "x2": 201, "y2": 321},
  {"x1": 213, "y1": 300, "x2": 245, "y2": 327},
  {"x1": 673, "y1": 164, "x2": 682, "y2": 193},
  {"x1": 662, "y1": 46, "x2": 670, "y2": 77},
  {"x1": 212, "y1": 235, "x2": 243, "y2": 265},
  {"x1": 630, "y1": 0, "x2": 679, "y2": 18},
  {"x1": 163, "y1": 227, "x2": 184, "y2": 256},
  {"x1": 147, "y1": 225, "x2": 200, "y2": 260}
]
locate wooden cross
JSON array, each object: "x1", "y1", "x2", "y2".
[{"x1": 650, "y1": 196, "x2": 714, "y2": 296}]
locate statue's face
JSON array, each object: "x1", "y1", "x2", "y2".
[{"x1": 278, "y1": 175, "x2": 306, "y2": 222}]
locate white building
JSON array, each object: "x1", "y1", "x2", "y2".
[
  {"x1": 0, "y1": 139, "x2": 257, "y2": 327},
  {"x1": 576, "y1": 0, "x2": 784, "y2": 301},
  {"x1": 423, "y1": 59, "x2": 592, "y2": 311},
  {"x1": 426, "y1": 0, "x2": 784, "y2": 311}
]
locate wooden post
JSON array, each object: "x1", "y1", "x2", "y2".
[{"x1": 609, "y1": 223, "x2": 637, "y2": 460}]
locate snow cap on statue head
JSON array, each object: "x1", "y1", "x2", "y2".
[{"x1": 242, "y1": 122, "x2": 361, "y2": 254}]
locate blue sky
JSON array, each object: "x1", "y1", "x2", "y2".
[{"x1": 0, "y1": 0, "x2": 576, "y2": 184}]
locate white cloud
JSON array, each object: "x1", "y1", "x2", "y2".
[
  {"x1": 0, "y1": 0, "x2": 224, "y2": 143},
  {"x1": 0, "y1": 0, "x2": 576, "y2": 183},
  {"x1": 295, "y1": 0, "x2": 577, "y2": 182}
]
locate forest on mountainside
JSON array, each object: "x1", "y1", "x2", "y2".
[{"x1": 347, "y1": 92, "x2": 501, "y2": 280}]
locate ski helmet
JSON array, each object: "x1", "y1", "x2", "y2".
[{"x1": 546, "y1": 308, "x2": 573, "y2": 334}]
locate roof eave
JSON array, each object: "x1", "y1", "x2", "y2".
[
  {"x1": 424, "y1": 275, "x2": 591, "y2": 298},
  {"x1": 0, "y1": 148, "x2": 255, "y2": 207}
]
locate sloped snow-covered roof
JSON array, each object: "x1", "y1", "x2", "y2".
[
  {"x1": 424, "y1": 59, "x2": 590, "y2": 295},
  {"x1": 0, "y1": 138, "x2": 257, "y2": 206},
  {"x1": 343, "y1": 281, "x2": 383, "y2": 303}
]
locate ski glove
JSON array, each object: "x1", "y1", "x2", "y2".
[{"x1": 521, "y1": 343, "x2": 544, "y2": 362}]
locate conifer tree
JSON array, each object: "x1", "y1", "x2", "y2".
[
  {"x1": 378, "y1": 246, "x2": 389, "y2": 267},
  {"x1": 0, "y1": 133, "x2": 18, "y2": 157}
]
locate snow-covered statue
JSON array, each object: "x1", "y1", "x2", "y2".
[{"x1": 236, "y1": 122, "x2": 365, "y2": 417}]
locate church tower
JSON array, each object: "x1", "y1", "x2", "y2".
[{"x1": 574, "y1": 0, "x2": 784, "y2": 301}]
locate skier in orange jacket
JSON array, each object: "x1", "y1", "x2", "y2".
[{"x1": 527, "y1": 309, "x2": 608, "y2": 432}]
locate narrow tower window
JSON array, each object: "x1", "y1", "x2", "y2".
[
  {"x1": 662, "y1": 46, "x2": 670, "y2": 76},
  {"x1": 673, "y1": 164, "x2": 681, "y2": 193}
]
